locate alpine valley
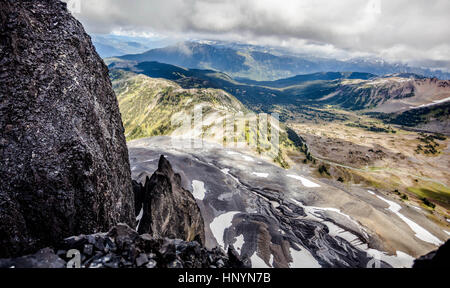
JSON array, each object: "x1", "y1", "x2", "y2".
[
  {"x1": 0, "y1": 0, "x2": 448, "y2": 269},
  {"x1": 105, "y1": 40, "x2": 450, "y2": 267}
]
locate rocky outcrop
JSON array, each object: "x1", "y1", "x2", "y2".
[
  {"x1": 134, "y1": 156, "x2": 205, "y2": 245},
  {"x1": 413, "y1": 240, "x2": 449, "y2": 268},
  {"x1": 0, "y1": 0, "x2": 134, "y2": 257},
  {"x1": 0, "y1": 224, "x2": 248, "y2": 268}
]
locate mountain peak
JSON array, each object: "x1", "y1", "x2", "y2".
[
  {"x1": 135, "y1": 156, "x2": 205, "y2": 245},
  {"x1": 157, "y1": 155, "x2": 175, "y2": 178}
]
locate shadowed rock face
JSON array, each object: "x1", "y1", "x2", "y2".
[
  {"x1": 134, "y1": 156, "x2": 205, "y2": 245},
  {"x1": 413, "y1": 240, "x2": 449, "y2": 268},
  {"x1": 0, "y1": 0, "x2": 134, "y2": 257}
]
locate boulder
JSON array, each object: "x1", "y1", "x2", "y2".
[
  {"x1": 0, "y1": 0, "x2": 134, "y2": 257},
  {"x1": 1, "y1": 224, "x2": 248, "y2": 268}
]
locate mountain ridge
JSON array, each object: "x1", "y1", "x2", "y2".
[
  {"x1": 108, "y1": 60, "x2": 450, "y2": 121},
  {"x1": 111, "y1": 68, "x2": 294, "y2": 168},
  {"x1": 115, "y1": 41, "x2": 450, "y2": 81}
]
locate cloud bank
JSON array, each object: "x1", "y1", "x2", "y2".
[{"x1": 69, "y1": 0, "x2": 450, "y2": 70}]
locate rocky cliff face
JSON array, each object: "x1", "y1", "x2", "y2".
[
  {"x1": 134, "y1": 156, "x2": 205, "y2": 245},
  {"x1": 413, "y1": 240, "x2": 449, "y2": 268},
  {"x1": 0, "y1": 0, "x2": 134, "y2": 257}
]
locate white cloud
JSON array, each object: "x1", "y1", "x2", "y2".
[{"x1": 71, "y1": 0, "x2": 450, "y2": 70}]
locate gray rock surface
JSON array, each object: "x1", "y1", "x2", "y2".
[
  {"x1": 0, "y1": 0, "x2": 134, "y2": 257},
  {"x1": 0, "y1": 224, "x2": 248, "y2": 268},
  {"x1": 128, "y1": 137, "x2": 395, "y2": 268},
  {"x1": 135, "y1": 156, "x2": 205, "y2": 245},
  {"x1": 0, "y1": 247, "x2": 66, "y2": 268}
]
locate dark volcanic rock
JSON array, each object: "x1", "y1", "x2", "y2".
[
  {"x1": 413, "y1": 240, "x2": 449, "y2": 268},
  {"x1": 135, "y1": 156, "x2": 205, "y2": 245},
  {"x1": 0, "y1": 224, "x2": 248, "y2": 268},
  {"x1": 0, "y1": 0, "x2": 134, "y2": 257},
  {"x1": 0, "y1": 247, "x2": 66, "y2": 268}
]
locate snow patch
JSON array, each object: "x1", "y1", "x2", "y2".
[
  {"x1": 135, "y1": 207, "x2": 143, "y2": 231},
  {"x1": 290, "y1": 198, "x2": 416, "y2": 268},
  {"x1": 226, "y1": 151, "x2": 255, "y2": 162},
  {"x1": 192, "y1": 180, "x2": 206, "y2": 200},
  {"x1": 141, "y1": 158, "x2": 158, "y2": 163},
  {"x1": 221, "y1": 168, "x2": 241, "y2": 184},
  {"x1": 376, "y1": 195, "x2": 443, "y2": 246},
  {"x1": 366, "y1": 249, "x2": 415, "y2": 268},
  {"x1": 250, "y1": 253, "x2": 271, "y2": 268},
  {"x1": 290, "y1": 199, "x2": 368, "y2": 247},
  {"x1": 136, "y1": 207, "x2": 143, "y2": 221},
  {"x1": 289, "y1": 247, "x2": 321, "y2": 268},
  {"x1": 210, "y1": 212, "x2": 240, "y2": 249},
  {"x1": 252, "y1": 172, "x2": 269, "y2": 178},
  {"x1": 292, "y1": 199, "x2": 367, "y2": 245},
  {"x1": 242, "y1": 155, "x2": 254, "y2": 162},
  {"x1": 287, "y1": 174, "x2": 321, "y2": 188},
  {"x1": 412, "y1": 97, "x2": 450, "y2": 109},
  {"x1": 234, "y1": 235, "x2": 245, "y2": 251}
]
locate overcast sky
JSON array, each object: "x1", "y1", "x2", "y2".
[{"x1": 67, "y1": 0, "x2": 450, "y2": 71}]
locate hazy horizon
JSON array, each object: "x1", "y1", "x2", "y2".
[{"x1": 65, "y1": 0, "x2": 450, "y2": 72}]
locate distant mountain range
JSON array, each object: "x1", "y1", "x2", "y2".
[
  {"x1": 91, "y1": 34, "x2": 174, "y2": 58},
  {"x1": 113, "y1": 41, "x2": 450, "y2": 80},
  {"x1": 235, "y1": 72, "x2": 377, "y2": 88},
  {"x1": 107, "y1": 59, "x2": 450, "y2": 115},
  {"x1": 105, "y1": 38, "x2": 450, "y2": 134}
]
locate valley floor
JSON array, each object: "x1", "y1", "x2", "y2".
[
  {"x1": 287, "y1": 115, "x2": 450, "y2": 220},
  {"x1": 127, "y1": 136, "x2": 450, "y2": 268}
]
